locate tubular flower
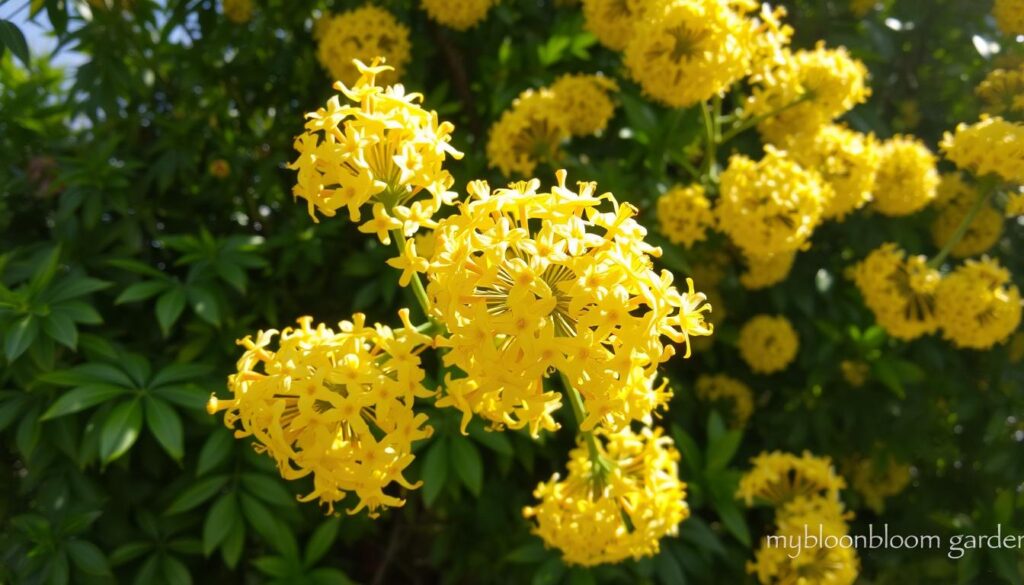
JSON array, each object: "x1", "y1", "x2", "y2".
[
  {"x1": 656, "y1": 184, "x2": 715, "y2": 248},
  {"x1": 785, "y1": 124, "x2": 880, "y2": 221},
  {"x1": 933, "y1": 172, "x2": 974, "y2": 207},
  {"x1": 994, "y1": 0, "x2": 1024, "y2": 35},
  {"x1": 976, "y1": 66, "x2": 1024, "y2": 116},
  {"x1": 747, "y1": 3, "x2": 794, "y2": 79},
  {"x1": 750, "y1": 496, "x2": 860, "y2": 585},
  {"x1": 871, "y1": 135, "x2": 938, "y2": 216},
  {"x1": 739, "y1": 251, "x2": 796, "y2": 290},
  {"x1": 941, "y1": 116, "x2": 1024, "y2": 185},
  {"x1": 581, "y1": 0, "x2": 648, "y2": 51},
  {"x1": 549, "y1": 74, "x2": 620, "y2": 136},
  {"x1": 716, "y1": 148, "x2": 825, "y2": 258},
  {"x1": 624, "y1": 0, "x2": 756, "y2": 108},
  {"x1": 316, "y1": 6, "x2": 411, "y2": 85},
  {"x1": 737, "y1": 451, "x2": 846, "y2": 507},
  {"x1": 746, "y1": 43, "x2": 870, "y2": 143},
  {"x1": 839, "y1": 360, "x2": 869, "y2": 387},
  {"x1": 428, "y1": 172, "x2": 714, "y2": 435},
  {"x1": 289, "y1": 59, "x2": 463, "y2": 244},
  {"x1": 487, "y1": 89, "x2": 570, "y2": 178},
  {"x1": 846, "y1": 456, "x2": 911, "y2": 513},
  {"x1": 935, "y1": 257, "x2": 1022, "y2": 349},
  {"x1": 930, "y1": 188, "x2": 1004, "y2": 259},
  {"x1": 737, "y1": 314, "x2": 799, "y2": 374},
  {"x1": 523, "y1": 426, "x2": 689, "y2": 566},
  {"x1": 222, "y1": 0, "x2": 252, "y2": 23},
  {"x1": 207, "y1": 311, "x2": 435, "y2": 517},
  {"x1": 849, "y1": 244, "x2": 940, "y2": 340},
  {"x1": 420, "y1": 0, "x2": 494, "y2": 30},
  {"x1": 696, "y1": 374, "x2": 754, "y2": 428}
]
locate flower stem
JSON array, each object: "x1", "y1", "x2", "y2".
[
  {"x1": 391, "y1": 229, "x2": 435, "y2": 320},
  {"x1": 700, "y1": 100, "x2": 718, "y2": 183},
  {"x1": 558, "y1": 371, "x2": 606, "y2": 469},
  {"x1": 927, "y1": 183, "x2": 996, "y2": 268},
  {"x1": 718, "y1": 93, "x2": 813, "y2": 143}
]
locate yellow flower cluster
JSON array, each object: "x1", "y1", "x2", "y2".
[
  {"x1": 846, "y1": 456, "x2": 911, "y2": 513},
  {"x1": 976, "y1": 66, "x2": 1024, "y2": 116},
  {"x1": 739, "y1": 251, "x2": 796, "y2": 290},
  {"x1": 871, "y1": 135, "x2": 938, "y2": 216},
  {"x1": 581, "y1": 0, "x2": 648, "y2": 51},
  {"x1": 316, "y1": 6, "x2": 411, "y2": 85},
  {"x1": 936, "y1": 257, "x2": 1022, "y2": 349},
  {"x1": 737, "y1": 450, "x2": 846, "y2": 507},
  {"x1": 1008, "y1": 192, "x2": 1024, "y2": 217},
  {"x1": 747, "y1": 43, "x2": 870, "y2": 143},
  {"x1": 850, "y1": 244, "x2": 940, "y2": 340},
  {"x1": 933, "y1": 172, "x2": 974, "y2": 207},
  {"x1": 421, "y1": 0, "x2": 494, "y2": 30},
  {"x1": 207, "y1": 311, "x2": 434, "y2": 516},
  {"x1": 289, "y1": 59, "x2": 463, "y2": 244},
  {"x1": 523, "y1": 426, "x2": 689, "y2": 566},
  {"x1": 427, "y1": 172, "x2": 713, "y2": 435},
  {"x1": 222, "y1": 0, "x2": 252, "y2": 23},
  {"x1": 738, "y1": 315, "x2": 799, "y2": 374},
  {"x1": 716, "y1": 148, "x2": 825, "y2": 258},
  {"x1": 624, "y1": 0, "x2": 756, "y2": 108},
  {"x1": 994, "y1": 0, "x2": 1024, "y2": 35},
  {"x1": 840, "y1": 359, "x2": 869, "y2": 387},
  {"x1": 930, "y1": 184, "x2": 1003, "y2": 259},
  {"x1": 656, "y1": 184, "x2": 715, "y2": 248},
  {"x1": 487, "y1": 76, "x2": 619, "y2": 177},
  {"x1": 696, "y1": 374, "x2": 754, "y2": 427},
  {"x1": 785, "y1": 124, "x2": 880, "y2": 220},
  {"x1": 941, "y1": 116, "x2": 1024, "y2": 185}
]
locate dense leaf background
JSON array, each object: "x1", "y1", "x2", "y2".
[{"x1": 1, "y1": 0, "x2": 1023, "y2": 583}]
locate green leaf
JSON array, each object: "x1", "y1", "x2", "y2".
[
  {"x1": 450, "y1": 438, "x2": 483, "y2": 496},
  {"x1": 66, "y1": 540, "x2": 111, "y2": 576},
  {"x1": 53, "y1": 301, "x2": 102, "y2": 325},
  {"x1": 155, "y1": 287, "x2": 187, "y2": 336},
  {"x1": 109, "y1": 542, "x2": 153, "y2": 566},
  {"x1": 308, "y1": 568, "x2": 356, "y2": 585},
  {"x1": 27, "y1": 245, "x2": 61, "y2": 294},
  {"x1": 252, "y1": 556, "x2": 291, "y2": 578},
  {"x1": 197, "y1": 430, "x2": 233, "y2": 475},
  {"x1": 115, "y1": 280, "x2": 171, "y2": 304},
  {"x1": 144, "y1": 396, "x2": 184, "y2": 461},
  {"x1": 422, "y1": 438, "x2": 449, "y2": 507},
  {"x1": 304, "y1": 517, "x2": 340, "y2": 567},
  {"x1": 712, "y1": 495, "x2": 750, "y2": 546},
  {"x1": 532, "y1": 556, "x2": 567, "y2": 585},
  {"x1": 152, "y1": 384, "x2": 206, "y2": 410},
  {"x1": 671, "y1": 424, "x2": 704, "y2": 472},
  {"x1": 221, "y1": 516, "x2": 245, "y2": 569},
  {"x1": 5, "y1": 315, "x2": 39, "y2": 361},
  {"x1": 203, "y1": 493, "x2": 238, "y2": 556},
  {"x1": 187, "y1": 285, "x2": 221, "y2": 325},
  {"x1": 241, "y1": 493, "x2": 299, "y2": 559},
  {"x1": 161, "y1": 555, "x2": 192, "y2": 585},
  {"x1": 40, "y1": 363, "x2": 134, "y2": 388},
  {"x1": 150, "y1": 362, "x2": 212, "y2": 388},
  {"x1": 165, "y1": 475, "x2": 230, "y2": 515},
  {"x1": 99, "y1": 399, "x2": 143, "y2": 463},
  {"x1": 41, "y1": 384, "x2": 129, "y2": 420},
  {"x1": 43, "y1": 312, "x2": 78, "y2": 350},
  {"x1": 240, "y1": 473, "x2": 295, "y2": 507},
  {"x1": 47, "y1": 550, "x2": 69, "y2": 585},
  {"x1": 45, "y1": 276, "x2": 110, "y2": 304},
  {"x1": 655, "y1": 551, "x2": 686, "y2": 585},
  {"x1": 505, "y1": 541, "x2": 550, "y2": 564},
  {"x1": 706, "y1": 428, "x2": 743, "y2": 472},
  {"x1": 467, "y1": 421, "x2": 513, "y2": 455},
  {"x1": 0, "y1": 20, "x2": 29, "y2": 65}
]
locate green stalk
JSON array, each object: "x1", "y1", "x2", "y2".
[
  {"x1": 927, "y1": 184, "x2": 996, "y2": 268},
  {"x1": 558, "y1": 371, "x2": 607, "y2": 472},
  {"x1": 718, "y1": 93, "x2": 813, "y2": 144},
  {"x1": 700, "y1": 100, "x2": 718, "y2": 182},
  {"x1": 391, "y1": 229, "x2": 436, "y2": 321}
]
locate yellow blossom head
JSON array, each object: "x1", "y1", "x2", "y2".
[
  {"x1": 846, "y1": 456, "x2": 911, "y2": 513},
  {"x1": 850, "y1": 243, "x2": 941, "y2": 340},
  {"x1": 1007, "y1": 191, "x2": 1024, "y2": 217},
  {"x1": 716, "y1": 147, "x2": 825, "y2": 257},
  {"x1": 994, "y1": 0, "x2": 1024, "y2": 35},
  {"x1": 739, "y1": 251, "x2": 796, "y2": 290},
  {"x1": 428, "y1": 172, "x2": 713, "y2": 435},
  {"x1": 840, "y1": 359, "x2": 869, "y2": 387},
  {"x1": 656, "y1": 184, "x2": 715, "y2": 248},
  {"x1": 548, "y1": 74, "x2": 620, "y2": 136},
  {"x1": 737, "y1": 314, "x2": 799, "y2": 374},
  {"x1": 976, "y1": 66, "x2": 1024, "y2": 116},
  {"x1": 581, "y1": 0, "x2": 648, "y2": 51},
  {"x1": 936, "y1": 257, "x2": 1022, "y2": 349},
  {"x1": 420, "y1": 0, "x2": 495, "y2": 30},
  {"x1": 785, "y1": 124, "x2": 880, "y2": 221},
  {"x1": 207, "y1": 311, "x2": 435, "y2": 517},
  {"x1": 941, "y1": 116, "x2": 1024, "y2": 185},
  {"x1": 737, "y1": 451, "x2": 846, "y2": 507},
  {"x1": 624, "y1": 0, "x2": 756, "y2": 108},
  {"x1": 696, "y1": 374, "x2": 754, "y2": 428},
  {"x1": 486, "y1": 89, "x2": 570, "y2": 178},
  {"x1": 523, "y1": 426, "x2": 689, "y2": 566},
  {"x1": 871, "y1": 135, "x2": 939, "y2": 216},
  {"x1": 316, "y1": 6, "x2": 411, "y2": 86},
  {"x1": 222, "y1": 0, "x2": 252, "y2": 23},
  {"x1": 289, "y1": 59, "x2": 463, "y2": 244},
  {"x1": 931, "y1": 184, "x2": 1004, "y2": 259}
]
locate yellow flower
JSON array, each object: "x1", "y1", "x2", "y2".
[
  {"x1": 930, "y1": 186, "x2": 1004, "y2": 259},
  {"x1": 839, "y1": 359, "x2": 869, "y2": 387},
  {"x1": 486, "y1": 89, "x2": 570, "y2": 177},
  {"x1": 420, "y1": 0, "x2": 494, "y2": 30},
  {"x1": 289, "y1": 59, "x2": 463, "y2": 244},
  {"x1": 208, "y1": 159, "x2": 231, "y2": 179},
  {"x1": 750, "y1": 496, "x2": 860, "y2": 585},
  {"x1": 549, "y1": 74, "x2": 619, "y2": 136},
  {"x1": 739, "y1": 251, "x2": 795, "y2": 290},
  {"x1": 222, "y1": 0, "x2": 252, "y2": 23},
  {"x1": 624, "y1": 0, "x2": 756, "y2": 108},
  {"x1": 737, "y1": 451, "x2": 846, "y2": 507},
  {"x1": 737, "y1": 314, "x2": 799, "y2": 374},
  {"x1": 207, "y1": 311, "x2": 435, "y2": 516},
  {"x1": 1007, "y1": 191, "x2": 1024, "y2": 217},
  {"x1": 936, "y1": 257, "x2": 1022, "y2": 349},
  {"x1": 523, "y1": 426, "x2": 689, "y2": 566},
  {"x1": 994, "y1": 0, "x2": 1024, "y2": 35},
  {"x1": 696, "y1": 374, "x2": 754, "y2": 428},
  {"x1": 386, "y1": 238, "x2": 430, "y2": 287},
  {"x1": 316, "y1": 6, "x2": 411, "y2": 85},
  {"x1": 784, "y1": 124, "x2": 880, "y2": 221},
  {"x1": 581, "y1": 0, "x2": 648, "y2": 51},
  {"x1": 871, "y1": 135, "x2": 938, "y2": 216},
  {"x1": 941, "y1": 116, "x2": 1024, "y2": 185},
  {"x1": 933, "y1": 172, "x2": 974, "y2": 207},
  {"x1": 846, "y1": 456, "x2": 911, "y2": 513},
  {"x1": 976, "y1": 66, "x2": 1024, "y2": 115},
  {"x1": 428, "y1": 172, "x2": 714, "y2": 435},
  {"x1": 849, "y1": 0, "x2": 878, "y2": 16},
  {"x1": 716, "y1": 147, "x2": 825, "y2": 258},
  {"x1": 656, "y1": 184, "x2": 715, "y2": 248},
  {"x1": 850, "y1": 243, "x2": 940, "y2": 340},
  {"x1": 747, "y1": 43, "x2": 870, "y2": 143}
]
